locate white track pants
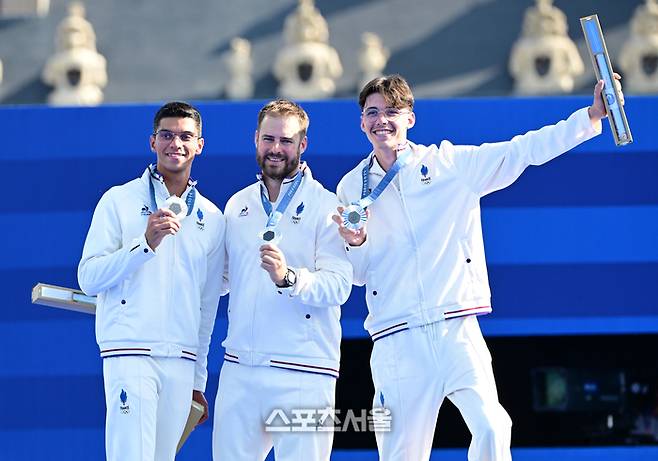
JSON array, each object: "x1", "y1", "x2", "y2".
[
  {"x1": 212, "y1": 362, "x2": 336, "y2": 461},
  {"x1": 103, "y1": 356, "x2": 195, "y2": 461},
  {"x1": 370, "y1": 316, "x2": 512, "y2": 461}
]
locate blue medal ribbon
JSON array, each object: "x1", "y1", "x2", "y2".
[
  {"x1": 342, "y1": 144, "x2": 414, "y2": 229},
  {"x1": 148, "y1": 165, "x2": 196, "y2": 216},
  {"x1": 358, "y1": 143, "x2": 414, "y2": 204},
  {"x1": 259, "y1": 170, "x2": 304, "y2": 241}
]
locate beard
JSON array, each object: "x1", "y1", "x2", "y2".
[{"x1": 257, "y1": 148, "x2": 301, "y2": 181}]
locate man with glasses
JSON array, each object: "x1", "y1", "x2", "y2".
[
  {"x1": 332, "y1": 74, "x2": 620, "y2": 460},
  {"x1": 212, "y1": 99, "x2": 352, "y2": 460},
  {"x1": 78, "y1": 101, "x2": 225, "y2": 461}
]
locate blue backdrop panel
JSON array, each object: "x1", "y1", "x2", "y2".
[
  {"x1": 1, "y1": 96, "x2": 657, "y2": 459},
  {"x1": 3, "y1": 96, "x2": 657, "y2": 160},
  {"x1": 4, "y1": 152, "x2": 658, "y2": 213}
]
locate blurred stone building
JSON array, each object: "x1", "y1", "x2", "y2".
[{"x1": 0, "y1": 0, "x2": 646, "y2": 105}]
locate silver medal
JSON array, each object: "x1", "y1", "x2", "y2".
[
  {"x1": 164, "y1": 196, "x2": 188, "y2": 219},
  {"x1": 341, "y1": 204, "x2": 367, "y2": 230},
  {"x1": 258, "y1": 228, "x2": 282, "y2": 245}
]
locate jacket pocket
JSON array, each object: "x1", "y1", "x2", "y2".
[
  {"x1": 459, "y1": 237, "x2": 481, "y2": 298},
  {"x1": 114, "y1": 278, "x2": 131, "y2": 325},
  {"x1": 97, "y1": 281, "x2": 126, "y2": 327},
  {"x1": 460, "y1": 237, "x2": 477, "y2": 269},
  {"x1": 286, "y1": 298, "x2": 312, "y2": 343},
  {"x1": 365, "y1": 270, "x2": 381, "y2": 314}
]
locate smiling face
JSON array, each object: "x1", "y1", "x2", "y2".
[
  {"x1": 361, "y1": 92, "x2": 415, "y2": 153},
  {"x1": 149, "y1": 116, "x2": 204, "y2": 178},
  {"x1": 255, "y1": 114, "x2": 307, "y2": 181}
]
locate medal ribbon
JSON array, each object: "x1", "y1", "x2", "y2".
[
  {"x1": 148, "y1": 165, "x2": 196, "y2": 216},
  {"x1": 260, "y1": 170, "x2": 304, "y2": 232},
  {"x1": 356, "y1": 144, "x2": 414, "y2": 204}
]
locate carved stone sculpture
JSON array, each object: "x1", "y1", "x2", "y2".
[
  {"x1": 619, "y1": 0, "x2": 658, "y2": 93},
  {"x1": 273, "y1": 0, "x2": 342, "y2": 99},
  {"x1": 358, "y1": 32, "x2": 389, "y2": 91},
  {"x1": 226, "y1": 37, "x2": 254, "y2": 100},
  {"x1": 509, "y1": 0, "x2": 584, "y2": 94},
  {"x1": 42, "y1": 2, "x2": 107, "y2": 106}
]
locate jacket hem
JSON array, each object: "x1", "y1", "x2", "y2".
[
  {"x1": 367, "y1": 300, "x2": 492, "y2": 340},
  {"x1": 99, "y1": 342, "x2": 198, "y2": 361},
  {"x1": 223, "y1": 348, "x2": 339, "y2": 378}
]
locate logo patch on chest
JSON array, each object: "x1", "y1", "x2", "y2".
[
  {"x1": 196, "y1": 208, "x2": 205, "y2": 230},
  {"x1": 292, "y1": 202, "x2": 304, "y2": 224},
  {"x1": 420, "y1": 164, "x2": 432, "y2": 185}
]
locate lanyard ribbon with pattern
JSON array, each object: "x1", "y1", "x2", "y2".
[
  {"x1": 148, "y1": 165, "x2": 196, "y2": 216},
  {"x1": 260, "y1": 170, "x2": 304, "y2": 233},
  {"x1": 357, "y1": 144, "x2": 414, "y2": 205}
]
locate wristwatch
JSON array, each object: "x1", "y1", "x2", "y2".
[{"x1": 277, "y1": 268, "x2": 297, "y2": 288}]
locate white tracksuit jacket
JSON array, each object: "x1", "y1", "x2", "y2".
[
  {"x1": 336, "y1": 107, "x2": 601, "y2": 341},
  {"x1": 78, "y1": 166, "x2": 225, "y2": 391},
  {"x1": 222, "y1": 165, "x2": 352, "y2": 378}
]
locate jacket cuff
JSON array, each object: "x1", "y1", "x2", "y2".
[
  {"x1": 344, "y1": 236, "x2": 368, "y2": 263},
  {"x1": 129, "y1": 234, "x2": 156, "y2": 261},
  {"x1": 578, "y1": 106, "x2": 603, "y2": 138},
  {"x1": 274, "y1": 266, "x2": 303, "y2": 297}
]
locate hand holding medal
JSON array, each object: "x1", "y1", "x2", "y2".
[
  {"x1": 259, "y1": 243, "x2": 289, "y2": 285},
  {"x1": 145, "y1": 208, "x2": 181, "y2": 250},
  {"x1": 341, "y1": 204, "x2": 368, "y2": 231},
  {"x1": 332, "y1": 205, "x2": 369, "y2": 247},
  {"x1": 145, "y1": 166, "x2": 198, "y2": 249},
  {"x1": 334, "y1": 142, "x2": 413, "y2": 237}
]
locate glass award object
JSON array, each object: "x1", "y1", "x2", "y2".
[{"x1": 580, "y1": 14, "x2": 632, "y2": 146}]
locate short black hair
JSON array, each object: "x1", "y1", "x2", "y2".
[{"x1": 153, "y1": 101, "x2": 202, "y2": 135}]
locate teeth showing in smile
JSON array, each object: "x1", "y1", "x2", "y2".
[{"x1": 373, "y1": 129, "x2": 393, "y2": 135}]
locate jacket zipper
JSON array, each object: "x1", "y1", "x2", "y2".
[{"x1": 392, "y1": 172, "x2": 428, "y2": 324}]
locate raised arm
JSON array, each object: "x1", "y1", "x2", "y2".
[{"x1": 449, "y1": 78, "x2": 619, "y2": 197}]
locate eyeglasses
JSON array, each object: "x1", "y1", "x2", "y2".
[
  {"x1": 362, "y1": 107, "x2": 410, "y2": 121},
  {"x1": 154, "y1": 130, "x2": 200, "y2": 143}
]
